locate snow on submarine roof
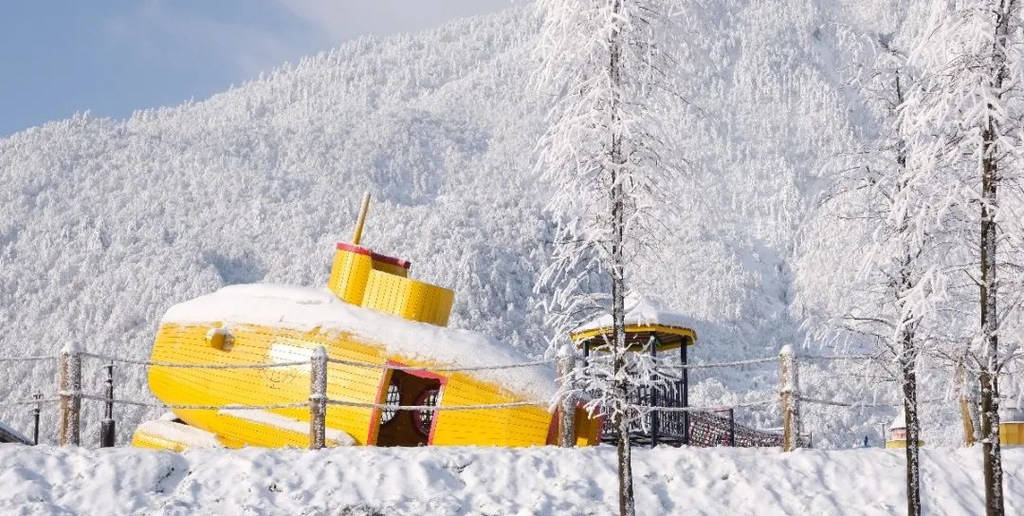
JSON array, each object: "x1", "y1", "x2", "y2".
[
  {"x1": 572, "y1": 295, "x2": 699, "y2": 336},
  {"x1": 162, "y1": 284, "x2": 556, "y2": 402}
]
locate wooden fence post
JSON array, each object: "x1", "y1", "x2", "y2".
[
  {"x1": 59, "y1": 342, "x2": 82, "y2": 446},
  {"x1": 309, "y1": 346, "x2": 327, "y2": 450},
  {"x1": 649, "y1": 336, "x2": 659, "y2": 449},
  {"x1": 557, "y1": 344, "x2": 577, "y2": 448},
  {"x1": 778, "y1": 345, "x2": 802, "y2": 452}
]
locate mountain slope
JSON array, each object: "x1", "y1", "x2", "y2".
[{"x1": 0, "y1": 2, "x2": 942, "y2": 446}]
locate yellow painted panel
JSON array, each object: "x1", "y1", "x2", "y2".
[
  {"x1": 362, "y1": 270, "x2": 454, "y2": 327},
  {"x1": 1002, "y1": 422, "x2": 1024, "y2": 445},
  {"x1": 327, "y1": 248, "x2": 374, "y2": 304},
  {"x1": 573, "y1": 408, "x2": 603, "y2": 446},
  {"x1": 885, "y1": 439, "x2": 924, "y2": 449},
  {"x1": 149, "y1": 323, "x2": 388, "y2": 447},
  {"x1": 131, "y1": 431, "x2": 190, "y2": 452},
  {"x1": 371, "y1": 258, "x2": 408, "y2": 277},
  {"x1": 144, "y1": 321, "x2": 567, "y2": 449},
  {"x1": 429, "y1": 373, "x2": 553, "y2": 447}
]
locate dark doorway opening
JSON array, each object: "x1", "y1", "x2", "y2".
[{"x1": 375, "y1": 369, "x2": 442, "y2": 447}]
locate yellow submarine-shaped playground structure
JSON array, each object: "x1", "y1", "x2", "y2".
[{"x1": 131, "y1": 195, "x2": 602, "y2": 450}]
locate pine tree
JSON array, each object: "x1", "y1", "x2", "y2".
[{"x1": 534, "y1": 1, "x2": 682, "y2": 514}]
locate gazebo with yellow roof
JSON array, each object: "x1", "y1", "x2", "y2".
[{"x1": 570, "y1": 297, "x2": 698, "y2": 446}]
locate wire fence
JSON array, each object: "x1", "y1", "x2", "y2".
[
  {"x1": 81, "y1": 352, "x2": 311, "y2": 369},
  {"x1": 657, "y1": 357, "x2": 778, "y2": 369},
  {"x1": 643, "y1": 398, "x2": 777, "y2": 412},
  {"x1": 0, "y1": 356, "x2": 57, "y2": 363},
  {"x1": 0, "y1": 397, "x2": 60, "y2": 409},
  {"x1": 799, "y1": 354, "x2": 875, "y2": 361},
  {"x1": 0, "y1": 345, "x2": 930, "y2": 450},
  {"x1": 79, "y1": 394, "x2": 310, "y2": 411},
  {"x1": 324, "y1": 399, "x2": 547, "y2": 411},
  {"x1": 325, "y1": 357, "x2": 555, "y2": 372}
]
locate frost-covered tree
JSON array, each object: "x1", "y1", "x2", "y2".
[
  {"x1": 799, "y1": 4, "x2": 945, "y2": 513},
  {"x1": 905, "y1": 1, "x2": 1024, "y2": 513},
  {"x1": 533, "y1": 1, "x2": 682, "y2": 514}
]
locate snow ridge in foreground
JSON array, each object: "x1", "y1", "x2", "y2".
[{"x1": 0, "y1": 445, "x2": 1020, "y2": 515}]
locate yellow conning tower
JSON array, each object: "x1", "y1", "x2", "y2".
[{"x1": 327, "y1": 194, "x2": 454, "y2": 326}]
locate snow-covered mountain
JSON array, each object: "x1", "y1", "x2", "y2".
[{"x1": 0, "y1": 2, "x2": 946, "y2": 446}]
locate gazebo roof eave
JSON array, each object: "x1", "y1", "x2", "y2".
[{"x1": 570, "y1": 324, "x2": 697, "y2": 348}]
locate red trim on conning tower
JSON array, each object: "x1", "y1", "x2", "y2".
[
  {"x1": 335, "y1": 242, "x2": 372, "y2": 256},
  {"x1": 336, "y1": 242, "x2": 411, "y2": 269},
  {"x1": 370, "y1": 252, "x2": 411, "y2": 269}
]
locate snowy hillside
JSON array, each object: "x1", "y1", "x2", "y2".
[
  {"x1": 0, "y1": 1, "x2": 966, "y2": 446},
  {"x1": 2, "y1": 445, "x2": 1021, "y2": 514}
]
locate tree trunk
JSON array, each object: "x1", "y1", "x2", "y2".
[
  {"x1": 979, "y1": 370, "x2": 1003, "y2": 516},
  {"x1": 955, "y1": 358, "x2": 978, "y2": 446},
  {"x1": 978, "y1": 82, "x2": 1003, "y2": 516},
  {"x1": 608, "y1": 1, "x2": 633, "y2": 515},
  {"x1": 978, "y1": 3, "x2": 1013, "y2": 513},
  {"x1": 892, "y1": 69, "x2": 922, "y2": 516},
  {"x1": 977, "y1": 2, "x2": 1016, "y2": 512},
  {"x1": 900, "y1": 326, "x2": 921, "y2": 516}
]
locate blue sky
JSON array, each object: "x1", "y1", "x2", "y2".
[{"x1": 0, "y1": 0, "x2": 512, "y2": 136}]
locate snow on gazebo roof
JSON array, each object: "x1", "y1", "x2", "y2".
[
  {"x1": 1001, "y1": 403, "x2": 1024, "y2": 423},
  {"x1": 162, "y1": 284, "x2": 555, "y2": 401},
  {"x1": 889, "y1": 408, "x2": 906, "y2": 430},
  {"x1": 570, "y1": 295, "x2": 698, "y2": 350}
]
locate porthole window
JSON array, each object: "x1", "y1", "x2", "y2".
[
  {"x1": 380, "y1": 383, "x2": 400, "y2": 424},
  {"x1": 414, "y1": 388, "x2": 440, "y2": 436}
]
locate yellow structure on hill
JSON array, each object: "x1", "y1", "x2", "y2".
[
  {"x1": 1001, "y1": 405, "x2": 1024, "y2": 448},
  {"x1": 132, "y1": 194, "x2": 599, "y2": 450},
  {"x1": 885, "y1": 409, "x2": 924, "y2": 449}
]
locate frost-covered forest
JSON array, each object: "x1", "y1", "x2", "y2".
[{"x1": 0, "y1": 0, "x2": 1020, "y2": 450}]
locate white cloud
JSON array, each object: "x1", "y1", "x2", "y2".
[
  {"x1": 102, "y1": 2, "x2": 324, "y2": 77},
  {"x1": 100, "y1": 0, "x2": 515, "y2": 81},
  {"x1": 272, "y1": 0, "x2": 515, "y2": 43}
]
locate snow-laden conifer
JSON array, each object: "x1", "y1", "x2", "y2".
[
  {"x1": 904, "y1": 1, "x2": 1024, "y2": 513},
  {"x1": 533, "y1": 1, "x2": 684, "y2": 514},
  {"x1": 798, "y1": 3, "x2": 944, "y2": 513}
]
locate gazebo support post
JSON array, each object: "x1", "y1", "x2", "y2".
[
  {"x1": 728, "y1": 408, "x2": 735, "y2": 447},
  {"x1": 650, "y1": 335, "x2": 659, "y2": 448},
  {"x1": 680, "y1": 337, "x2": 689, "y2": 445}
]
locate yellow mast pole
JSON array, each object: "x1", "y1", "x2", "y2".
[{"x1": 351, "y1": 192, "x2": 371, "y2": 245}]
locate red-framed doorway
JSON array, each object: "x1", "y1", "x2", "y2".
[{"x1": 367, "y1": 360, "x2": 448, "y2": 446}]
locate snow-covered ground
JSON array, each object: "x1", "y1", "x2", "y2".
[{"x1": 0, "y1": 444, "x2": 1020, "y2": 515}]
